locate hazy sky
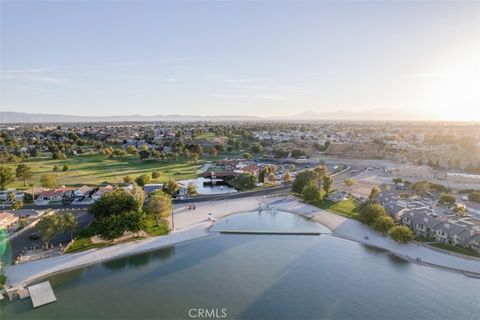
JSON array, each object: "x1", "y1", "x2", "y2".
[{"x1": 1, "y1": 1, "x2": 479, "y2": 120}]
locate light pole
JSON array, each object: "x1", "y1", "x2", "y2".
[{"x1": 171, "y1": 206, "x2": 175, "y2": 231}]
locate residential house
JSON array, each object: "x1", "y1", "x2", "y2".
[
  {"x1": 0, "y1": 211, "x2": 19, "y2": 233},
  {"x1": 144, "y1": 184, "x2": 163, "y2": 194},
  {"x1": 73, "y1": 185, "x2": 94, "y2": 198},
  {"x1": 38, "y1": 187, "x2": 73, "y2": 201},
  {"x1": 92, "y1": 185, "x2": 114, "y2": 201}
]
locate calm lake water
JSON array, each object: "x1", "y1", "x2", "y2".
[
  {"x1": 179, "y1": 178, "x2": 237, "y2": 195},
  {"x1": 1, "y1": 234, "x2": 479, "y2": 319},
  {"x1": 210, "y1": 210, "x2": 329, "y2": 234}
]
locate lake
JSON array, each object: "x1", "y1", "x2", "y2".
[
  {"x1": 1, "y1": 233, "x2": 479, "y2": 319},
  {"x1": 179, "y1": 178, "x2": 238, "y2": 195},
  {"x1": 210, "y1": 210, "x2": 329, "y2": 234}
]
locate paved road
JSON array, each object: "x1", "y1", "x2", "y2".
[{"x1": 15, "y1": 184, "x2": 292, "y2": 210}]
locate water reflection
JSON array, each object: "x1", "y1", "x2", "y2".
[
  {"x1": 210, "y1": 210, "x2": 330, "y2": 234},
  {"x1": 178, "y1": 178, "x2": 237, "y2": 195},
  {"x1": 103, "y1": 246, "x2": 175, "y2": 270}
]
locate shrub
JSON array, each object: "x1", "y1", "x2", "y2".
[
  {"x1": 439, "y1": 193, "x2": 456, "y2": 206},
  {"x1": 389, "y1": 225, "x2": 414, "y2": 243},
  {"x1": 135, "y1": 174, "x2": 152, "y2": 187},
  {"x1": 359, "y1": 201, "x2": 387, "y2": 226},
  {"x1": 468, "y1": 192, "x2": 480, "y2": 203}
]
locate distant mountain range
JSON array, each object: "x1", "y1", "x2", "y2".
[{"x1": 0, "y1": 108, "x2": 427, "y2": 123}]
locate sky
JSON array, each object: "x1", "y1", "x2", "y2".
[{"x1": 0, "y1": 1, "x2": 479, "y2": 120}]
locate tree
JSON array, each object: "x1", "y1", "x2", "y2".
[
  {"x1": 152, "y1": 170, "x2": 161, "y2": 179},
  {"x1": 37, "y1": 214, "x2": 63, "y2": 246},
  {"x1": 359, "y1": 201, "x2": 387, "y2": 225},
  {"x1": 259, "y1": 166, "x2": 270, "y2": 183},
  {"x1": 62, "y1": 164, "x2": 69, "y2": 171},
  {"x1": 314, "y1": 165, "x2": 328, "y2": 177},
  {"x1": 187, "y1": 183, "x2": 197, "y2": 196},
  {"x1": 243, "y1": 153, "x2": 252, "y2": 160},
  {"x1": 96, "y1": 215, "x2": 125, "y2": 240},
  {"x1": 392, "y1": 177, "x2": 402, "y2": 185},
  {"x1": 16, "y1": 163, "x2": 33, "y2": 186},
  {"x1": 250, "y1": 143, "x2": 263, "y2": 154},
  {"x1": 292, "y1": 170, "x2": 319, "y2": 194},
  {"x1": 267, "y1": 173, "x2": 277, "y2": 184},
  {"x1": 452, "y1": 204, "x2": 466, "y2": 216},
  {"x1": 52, "y1": 152, "x2": 66, "y2": 160},
  {"x1": 53, "y1": 165, "x2": 60, "y2": 172},
  {"x1": 323, "y1": 176, "x2": 334, "y2": 194},
  {"x1": 411, "y1": 181, "x2": 430, "y2": 198},
  {"x1": 468, "y1": 192, "x2": 480, "y2": 203},
  {"x1": 12, "y1": 200, "x2": 23, "y2": 210},
  {"x1": 40, "y1": 174, "x2": 58, "y2": 189},
  {"x1": 301, "y1": 184, "x2": 325, "y2": 205},
  {"x1": 7, "y1": 191, "x2": 16, "y2": 203},
  {"x1": 439, "y1": 193, "x2": 456, "y2": 206},
  {"x1": 135, "y1": 174, "x2": 152, "y2": 187},
  {"x1": 231, "y1": 173, "x2": 257, "y2": 190},
  {"x1": 122, "y1": 210, "x2": 145, "y2": 235},
  {"x1": 373, "y1": 215, "x2": 395, "y2": 235},
  {"x1": 163, "y1": 178, "x2": 180, "y2": 196},
  {"x1": 89, "y1": 189, "x2": 144, "y2": 240},
  {"x1": 344, "y1": 178, "x2": 357, "y2": 187},
  {"x1": 283, "y1": 171, "x2": 292, "y2": 183},
  {"x1": 126, "y1": 145, "x2": 137, "y2": 156},
  {"x1": 131, "y1": 184, "x2": 145, "y2": 210},
  {"x1": 62, "y1": 212, "x2": 78, "y2": 240},
  {"x1": 369, "y1": 186, "x2": 380, "y2": 200},
  {"x1": 0, "y1": 166, "x2": 15, "y2": 190},
  {"x1": 291, "y1": 149, "x2": 306, "y2": 159},
  {"x1": 147, "y1": 191, "x2": 173, "y2": 225},
  {"x1": 209, "y1": 147, "x2": 218, "y2": 157},
  {"x1": 139, "y1": 145, "x2": 150, "y2": 160},
  {"x1": 190, "y1": 153, "x2": 199, "y2": 164},
  {"x1": 89, "y1": 189, "x2": 142, "y2": 220},
  {"x1": 389, "y1": 225, "x2": 414, "y2": 243},
  {"x1": 122, "y1": 176, "x2": 133, "y2": 184}
]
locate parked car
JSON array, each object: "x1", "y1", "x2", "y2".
[{"x1": 29, "y1": 233, "x2": 40, "y2": 240}]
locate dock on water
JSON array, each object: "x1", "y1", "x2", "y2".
[{"x1": 28, "y1": 281, "x2": 57, "y2": 308}]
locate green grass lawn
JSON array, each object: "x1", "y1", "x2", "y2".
[
  {"x1": 195, "y1": 132, "x2": 217, "y2": 141},
  {"x1": 5, "y1": 153, "x2": 208, "y2": 188},
  {"x1": 143, "y1": 215, "x2": 170, "y2": 236},
  {"x1": 65, "y1": 236, "x2": 112, "y2": 253},
  {"x1": 316, "y1": 199, "x2": 361, "y2": 220},
  {"x1": 430, "y1": 243, "x2": 480, "y2": 258}
]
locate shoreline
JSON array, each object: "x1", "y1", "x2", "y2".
[
  {"x1": 3, "y1": 222, "x2": 213, "y2": 291},
  {"x1": 331, "y1": 233, "x2": 480, "y2": 278},
  {"x1": 4, "y1": 196, "x2": 480, "y2": 291}
]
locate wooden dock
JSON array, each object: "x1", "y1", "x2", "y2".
[{"x1": 28, "y1": 281, "x2": 57, "y2": 308}]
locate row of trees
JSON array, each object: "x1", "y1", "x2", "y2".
[
  {"x1": 358, "y1": 191, "x2": 414, "y2": 243},
  {"x1": 0, "y1": 164, "x2": 62, "y2": 190}
]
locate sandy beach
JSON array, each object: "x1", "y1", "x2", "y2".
[{"x1": 4, "y1": 195, "x2": 480, "y2": 290}]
